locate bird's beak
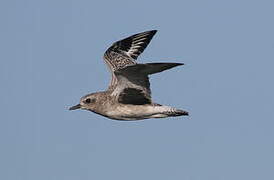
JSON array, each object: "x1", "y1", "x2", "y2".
[{"x1": 69, "y1": 104, "x2": 81, "y2": 110}]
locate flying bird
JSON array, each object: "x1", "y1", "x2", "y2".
[{"x1": 69, "y1": 30, "x2": 188, "y2": 120}]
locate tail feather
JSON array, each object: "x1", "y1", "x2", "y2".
[
  {"x1": 165, "y1": 107, "x2": 189, "y2": 116},
  {"x1": 152, "y1": 105, "x2": 189, "y2": 118}
]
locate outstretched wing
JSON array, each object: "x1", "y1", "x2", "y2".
[
  {"x1": 112, "y1": 64, "x2": 152, "y2": 105},
  {"x1": 112, "y1": 63, "x2": 183, "y2": 105},
  {"x1": 103, "y1": 30, "x2": 157, "y2": 89}
]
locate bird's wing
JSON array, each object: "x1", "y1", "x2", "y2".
[
  {"x1": 111, "y1": 63, "x2": 183, "y2": 105},
  {"x1": 103, "y1": 30, "x2": 157, "y2": 89},
  {"x1": 111, "y1": 64, "x2": 152, "y2": 105}
]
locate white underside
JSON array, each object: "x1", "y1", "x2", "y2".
[{"x1": 105, "y1": 105, "x2": 171, "y2": 120}]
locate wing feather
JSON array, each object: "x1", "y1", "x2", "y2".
[
  {"x1": 112, "y1": 63, "x2": 183, "y2": 105},
  {"x1": 103, "y1": 30, "x2": 157, "y2": 89}
]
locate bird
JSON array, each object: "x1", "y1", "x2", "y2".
[{"x1": 69, "y1": 30, "x2": 189, "y2": 120}]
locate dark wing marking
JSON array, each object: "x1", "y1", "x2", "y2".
[
  {"x1": 103, "y1": 30, "x2": 157, "y2": 89},
  {"x1": 111, "y1": 65, "x2": 151, "y2": 105},
  {"x1": 118, "y1": 88, "x2": 151, "y2": 105}
]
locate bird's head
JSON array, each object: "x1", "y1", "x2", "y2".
[{"x1": 69, "y1": 93, "x2": 98, "y2": 112}]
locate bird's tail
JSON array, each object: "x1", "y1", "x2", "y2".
[
  {"x1": 163, "y1": 107, "x2": 189, "y2": 117},
  {"x1": 150, "y1": 104, "x2": 189, "y2": 118}
]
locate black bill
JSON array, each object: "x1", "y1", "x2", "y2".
[{"x1": 69, "y1": 104, "x2": 81, "y2": 110}]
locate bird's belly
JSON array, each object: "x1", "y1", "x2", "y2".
[{"x1": 105, "y1": 105, "x2": 168, "y2": 120}]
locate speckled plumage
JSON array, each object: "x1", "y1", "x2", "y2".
[{"x1": 69, "y1": 30, "x2": 188, "y2": 120}]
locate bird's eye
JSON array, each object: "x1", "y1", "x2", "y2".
[{"x1": 85, "y1": 98, "x2": 91, "y2": 104}]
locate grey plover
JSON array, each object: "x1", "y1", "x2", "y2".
[{"x1": 69, "y1": 30, "x2": 189, "y2": 120}]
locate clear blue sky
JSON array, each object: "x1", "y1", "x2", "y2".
[{"x1": 1, "y1": 0, "x2": 274, "y2": 179}]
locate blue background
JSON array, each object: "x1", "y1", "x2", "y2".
[{"x1": 1, "y1": 0, "x2": 274, "y2": 179}]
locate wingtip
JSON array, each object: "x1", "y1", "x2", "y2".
[
  {"x1": 171, "y1": 63, "x2": 184, "y2": 67},
  {"x1": 166, "y1": 62, "x2": 184, "y2": 66},
  {"x1": 144, "y1": 30, "x2": 157, "y2": 35},
  {"x1": 140, "y1": 30, "x2": 157, "y2": 35}
]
